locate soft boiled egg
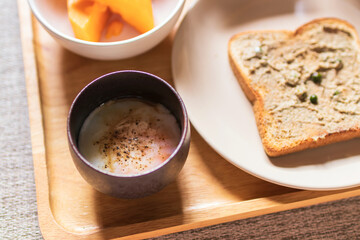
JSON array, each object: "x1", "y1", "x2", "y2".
[{"x1": 78, "y1": 98, "x2": 181, "y2": 175}]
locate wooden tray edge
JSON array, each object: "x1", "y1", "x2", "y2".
[
  {"x1": 17, "y1": 0, "x2": 77, "y2": 239},
  {"x1": 93, "y1": 188, "x2": 360, "y2": 239},
  {"x1": 17, "y1": 0, "x2": 360, "y2": 239}
]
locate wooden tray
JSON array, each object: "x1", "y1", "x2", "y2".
[{"x1": 18, "y1": 0, "x2": 360, "y2": 239}]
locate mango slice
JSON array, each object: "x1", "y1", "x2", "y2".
[
  {"x1": 105, "y1": 20, "x2": 124, "y2": 39},
  {"x1": 68, "y1": 0, "x2": 110, "y2": 42},
  {"x1": 96, "y1": 0, "x2": 154, "y2": 34}
]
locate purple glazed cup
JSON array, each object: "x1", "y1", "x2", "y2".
[{"x1": 67, "y1": 70, "x2": 190, "y2": 198}]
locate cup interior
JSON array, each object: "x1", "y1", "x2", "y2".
[
  {"x1": 29, "y1": 0, "x2": 182, "y2": 43},
  {"x1": 68, "y1": 71, "x2": 187, "y2": 170}
]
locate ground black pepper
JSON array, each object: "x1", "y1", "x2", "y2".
[{"x1": 84, "y1": 99, "x2": 180, "y2": 175}]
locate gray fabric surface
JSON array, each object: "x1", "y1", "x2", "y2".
[
  {"x1": 0, "y1": 1, "x2": 41, "y2": 239},
  {"x1": 1, "y1": 1, "x2": 359, "y2": 239}
]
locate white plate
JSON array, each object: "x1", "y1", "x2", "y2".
[{"x1": 172, "y1": 0, "x2": 360, "y2": 190}]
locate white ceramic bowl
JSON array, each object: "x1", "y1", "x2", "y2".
[{"x1": 28, "y1": 0, "x2": 185, "y2": 60}]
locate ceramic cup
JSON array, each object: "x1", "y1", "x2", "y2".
[{"x1": 67, "y1": 70, "x2": 190, "y2": 198}]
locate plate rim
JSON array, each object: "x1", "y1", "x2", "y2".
[{"x1": 171, "y1": 0, "x2": 360, "y2": 191}]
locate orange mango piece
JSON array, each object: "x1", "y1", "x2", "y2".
[
  {"x1": 96, "y1": 0, "x2": 154, "y2": 34},
  {"x1": 105, "y1": 20, "x2": 124, "y2": 39},
  {"x1": 68, "y1": 0, "x2": 110, "y2": 42}
]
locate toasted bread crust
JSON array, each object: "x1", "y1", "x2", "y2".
[{"x1": 228, "y1": 18, "x2": 360, "y2": 157}]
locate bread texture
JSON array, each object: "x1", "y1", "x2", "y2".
[{"x1": 228, "y1": 18, "x2": 360, "y2": 157}]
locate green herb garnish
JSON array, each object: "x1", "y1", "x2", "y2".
[
  {"x1": 311, "y1": 72, "x2": 322, "y2": 84},
  {"x1": 310, "y1": 94, "x2": 318, "y2": 104}
]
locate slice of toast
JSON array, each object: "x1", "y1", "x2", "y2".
[{"x1": 228, "y1": 18, "x2": 360, "y2": 156}]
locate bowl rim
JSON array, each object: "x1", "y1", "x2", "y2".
[
  {"x1": 67, "y1": 70, "x2": 189, "y2": 178},
  {"x1": 27, "y1": 0, "x2": 185, "y2": 46}
]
